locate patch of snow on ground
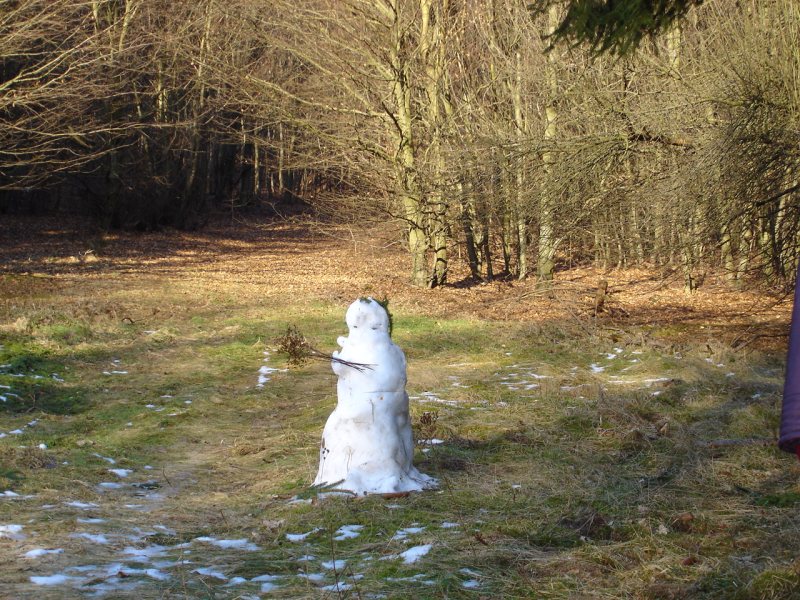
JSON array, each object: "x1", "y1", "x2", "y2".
[
  {"x1": 99, "y1": 482, "x2": 125, "y2": 489},
  {"x1": 24, "y1": 548, "x2": 64, "y2": 558},
  {"x1": 334, "y1": 524, "x2": 364, "y2": 540},
  {"x1": 590, "y1": 364, "x2": 605, "y2": 373},
  {"x1": 142, "y1": 568, "x2": 171, "y2": 581},
  {"x1": 322, "y1": 559, "x2": 347, "y2": 570},
  {"x1": 30, "y1": 574, "x2": 82, "y2": 586},
  {"x1": 252, "y1": 574, "x2": 281, "y2": 582},
  {"x1": 297, "y1": 572, "x2": 326, "y2": 583},
  {"x1": 0, "y1": 523, "x2": 26, "y2": 539},
  {"x1": 194, "y1": 536, "x2": 260, "y2": 551},
  {"x1": 418, "y1": 438, "x2": 444, "y2": 445},
  {"x1": 256, "y1": 351, "x2": 285, "y2": 388},
  {"x1": 391, "y1": 526, "x2": 424, "y2": 541},
  {"x1": 400, "y1": 544, "x2": 432, "y2": 564},
  {"x1": 322, "y1": 582, "x2": 352, "y2": 592},
  {"x1": 285, "y1": 528, "x2": 320, "y2": 542},
  {"x1": 194, "y1": 567, "x2": 228, "y2": 580},
  {"x1": 122, "y1": 545, "x2": 168, "y2": 561},
  {"x1": 70, "y1": 532, "x2": 109, "y2": 544},
  {"x1": 65, "y1": 501, "x2": 99, "y2": 509},
  {"x1": 441, "y1": 521, "x2": 459, "y2": 529}
]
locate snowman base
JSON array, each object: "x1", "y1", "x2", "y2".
[{"x1": 313, "y1": 299, "x2": 437, "y2": 496}]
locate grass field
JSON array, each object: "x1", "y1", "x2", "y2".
[{"x1": 1, "y1": 216, "x2": 797, "y2": 599}]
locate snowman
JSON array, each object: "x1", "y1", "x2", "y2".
[{"x1": 313, "y1": 298, "x2": 437, "y2": 495}]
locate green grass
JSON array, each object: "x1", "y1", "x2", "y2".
[{"x1": 0, "y1": 272, "x2": 796, "y2": 599}]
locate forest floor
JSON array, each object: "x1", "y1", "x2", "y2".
[{"x1": 0, "y1": 213, "x2": 797, "y2": 599}]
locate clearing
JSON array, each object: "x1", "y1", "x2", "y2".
[{"x1": 0, "y1": 215, "x2": 797, "y2": 599}]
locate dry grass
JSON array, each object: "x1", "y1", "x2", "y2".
[{"x1": 0, "y1": 214, "x2": 796, "y2": 599}]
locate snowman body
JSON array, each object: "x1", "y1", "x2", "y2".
[{"x1": 313, "y1": 299, "x2": 437, "y2": 495}]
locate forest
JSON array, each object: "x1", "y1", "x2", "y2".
[
  {"x1": 3, "y1": 2, "x2": 800, "y2": 598},
  {"x1": 1, "y1": 0, "x2": 798, "y2": 290}
]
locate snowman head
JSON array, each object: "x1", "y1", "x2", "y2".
[{"x1": 345, "y1": 298, "x2": 390, "y2": 339}]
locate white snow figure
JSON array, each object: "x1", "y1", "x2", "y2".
[{"x1": 313, "y1": 298, "x2": 437, "y2": 495}]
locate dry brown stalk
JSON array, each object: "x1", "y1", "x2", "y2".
[{"x1": 274, "y1": 325, "x2": 373, "y2": 372}]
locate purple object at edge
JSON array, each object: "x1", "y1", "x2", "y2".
[{"x1": 779, "y1": 263, "x2": 800, "y2": 453}]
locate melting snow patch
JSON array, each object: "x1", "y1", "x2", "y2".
[
  {"x1": 441, "y1": 521, "x2": 459, "y2": 529},
  {"x1": 31, "y1": 574, "x2": 82, "y2": 586},
  {"x1": 65, "y1": 501, "x2": 99, "y2": 509},
  {"x1": 589, "y1": 364, "x2": 605, "y2": 373},
  {"x1": 260, "y1": 581, "x2": 281, "y2": 592},
  {"x1": 252, "y1": 574, "x2": 282, "y2": 582},
  {"x1": 285, "y1": 528, "x2": 320, "y2": 542},
  {"x1": 122, "y1": 545, "x2": 168, "y2": 561},
  {"x1": 194, "y1": 567, "x2": 228, "y2": 580},
  {"x1": 297, "y1": 572, "x2": 326, "y2": 583},
  {"x1": 24, "y1": 548, "x2": 64, "y2": 558},
  {"x1": 194, "y1": 536, "x2": 260, "y2": 551},
  {"x1": 392, "y1": 526, "x2": 425, "y2": 541},
  {"x1": 322, "y1": 582, "x2": 352, "y2": 592},
  {"x1": 256, "y1": 352, "x2": 285, "y2": 388},
  {"x1": 334, "y1": 524, "x2": 364, "y2": 541},
  {"x1": 415, "y1": 391, "x2": 458, "y2": 406},
  {"x1": 99, "y1": 482, "x2": 125, "y2": 490},
  {"x1": 463, "y1": 579, "x2": 480, "y2": 589},
  {"x1": 0, "y1": 524, "x2": 26, "y2": 539},
  {"x1": 154, "y1": 524, "x2": 176, "y2": 535},
  {"x1": 400, "y1": 544, "x2": 432, "y2": 564},
  {"x1": 92, "y1": 453, "x2": 116, "y2": 464},
  {"x1": 418, "y1": 438, "x2": 444, "y2": 445},
  {"x1": 141, "y1": 568, "x2": 171, "y2": 581},
  {"x1": 322, "y1": 559, "x2": 347, "y2": 570},
  {"x1": 71, "y1": 532, "x2": 109, "y2": 544},
  {"x1": 297, "y1": 554, "x2": 316, "y2": 562},
  {"x1": 77, "y1": 517, "x2": 105, "y2": 524}
]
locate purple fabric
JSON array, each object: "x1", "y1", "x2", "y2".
[{"x1": 779, "y1": 263, "x2": 800, "y2": 453}]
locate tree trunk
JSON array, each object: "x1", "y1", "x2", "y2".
[{"x1": 537, "y1": 5, "x2": 559, "y2": 285}]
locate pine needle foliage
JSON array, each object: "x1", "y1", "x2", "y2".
[
  {"x1": 359, "y1": 296, "x2": 394, "y2": 336},
  {"x1": 537, "y1": 0, "x2": 704, "y2": 55}
]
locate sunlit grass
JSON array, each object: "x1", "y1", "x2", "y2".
[{"x1": 0, "y1": 270, "x2": 796, "y2": 599}]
